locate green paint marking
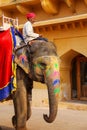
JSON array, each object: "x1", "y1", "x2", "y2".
[
  {"x1": 37, "y1": 64, "x2": 41, "y2": 68},
  {"x1": 46, "y1": 70, "x2": 51, "y2": 77},
  {"x1": 54, "y1": 88, "x2": 60, "y2": 94},
  {"x1": 34, "y1": 64, "x2": 41, "y2": 68},
  {"x1": 46, "y1": 66, "x2": 51, "y2": 77},
  {"x1": 55, "y1": 63, "x2": 58, "y2": 69},
  {"x1": 34, "y1": 63, "x2": 45, "y2": 71}
]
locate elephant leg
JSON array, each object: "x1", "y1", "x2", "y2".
[
  {"x1": 12, "y1": 67, "x2": 28, "y2": 130},
  {"x1": 24, "y1": 77, "x2": 33, "y2": 120},
  {"x1": 0, "y1": 127, "x2": 2, "y2": 130},
  {"x1": 13, "y1": 79, "x2": 27, "y2": 130}
]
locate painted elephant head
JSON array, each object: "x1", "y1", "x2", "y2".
[{"x1": 14, "y1": 40, "x2": 60, "y2": 124}]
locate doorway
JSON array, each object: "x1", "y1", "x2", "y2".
[{"x1": 71, "y1": 56, "x2": 87, "y2": 100}]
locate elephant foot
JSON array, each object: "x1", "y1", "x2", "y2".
[
  {"x1": 16, "y1": 127, "x2": 27, "y2": 130},
  {"x1": 27, "y1": 101, "x2": 32, "y2": 120},
  {"x1": 0, "y1": 127, "x2": 2, "y2": 130},
  {"x1": 12, "y1": 115, "x2": 16, "y2": 128}
]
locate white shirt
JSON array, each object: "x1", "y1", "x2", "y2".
[{"x1": 23, "y1": 21, "x2": 39, "y2": 43}]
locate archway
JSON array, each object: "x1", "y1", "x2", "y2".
[
  {"x1": 60, "y1": 49, "x2": 87, "y2": 101},
  {"x1": 71, "y1": 55, "x2": 87, "y2": 100}
]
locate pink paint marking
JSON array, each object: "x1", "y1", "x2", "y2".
[
  {"x1": 19, "y1": 55, "x2": 27, "y2": 61},
  {"x1": 50, "y1": 71, "x2": 60, "y2": 78}
]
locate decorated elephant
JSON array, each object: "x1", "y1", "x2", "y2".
[{"x1": 0, "y1": 28, "x2": 60, "y2": 130}]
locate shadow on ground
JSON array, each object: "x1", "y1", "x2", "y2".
[{"x1": 0, "y1": 126, "x2": 14, "y2": 130}]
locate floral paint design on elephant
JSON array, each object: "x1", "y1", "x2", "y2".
[
  {"x1": 19, "y1": 54, "x2": 27, "y2": 64},
  {"x1": 15, "y1": 49, "x2": 29, "y2": 74},
  {"x1": 45, "y1": 56, "x2": 60, "y2": 97},
  {"x1": 33, "y1": 56, "x2": 60, "y2": 96}
]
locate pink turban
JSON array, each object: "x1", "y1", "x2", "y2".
[{"x1": 26, "y1": 12, "x2": 36, "y2": 19}]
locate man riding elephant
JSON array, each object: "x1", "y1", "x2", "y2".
[{"x1": 23, "y1": 12, "x2": 48, "y2": 44}]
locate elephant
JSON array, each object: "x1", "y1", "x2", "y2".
[{"x1": 0, "y1": 29, "x2": 60, "y2": 130}]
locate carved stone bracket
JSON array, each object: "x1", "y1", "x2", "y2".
[
  {"x1": 40, "y1": 0, "x2": 59, "y2": 14},
  {"x1": 40, "y1": 0, "x2": 76, "y2": 14},
  {"x1": 84, "y1": 0, "x2": 87, "y2": 5},
  {"x1": 34, "y1": 20, "x2": 87, "y2": 34},
  {"x1": 63, "y1": 0, "x2": 76, "y2": 13},
  {"x1": 16, "y1": 5, "x2": 31, "y2": 15}
]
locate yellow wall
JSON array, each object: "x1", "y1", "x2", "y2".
[
  {"x1": 53, "y1": 27, "x2": 87, "y2": 100},
  {"x1": 0, "y1": 0, "x2": 12, "y2": 4}
]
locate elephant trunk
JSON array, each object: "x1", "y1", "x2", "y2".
[
  {"x1": 43, "y1": 82, "x2": 59, "y2": 123},
  {"x1": 43, "y1": 57, "x2": 60, "y2": 123}
]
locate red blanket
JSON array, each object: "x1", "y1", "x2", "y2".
[{"x1": 0, "y1": 29, "x2": 15, "y2": 101}]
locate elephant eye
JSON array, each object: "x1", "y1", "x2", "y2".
[{"x1": 40, "y1": 63, "x2": 46, "y2": 70}]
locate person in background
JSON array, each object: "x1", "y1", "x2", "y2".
[{"x1": 23, "y1": 12, "x2": 48, "y2": 44}]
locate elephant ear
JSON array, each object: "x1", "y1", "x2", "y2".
[{"x1": 14, "y1": 47, "x2": 29, "y2": 74}]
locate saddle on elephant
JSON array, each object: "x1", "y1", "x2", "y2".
[{"x1": 0, "y1": 28, "x2": 17, "y2": 101}]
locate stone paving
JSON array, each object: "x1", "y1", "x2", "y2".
[
  {"x1": 0, "y1": 88, "x2": 87, "y2": 130},
  {"x1": 0, "y1": 104, "x2": 87, "y2": 130}
]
